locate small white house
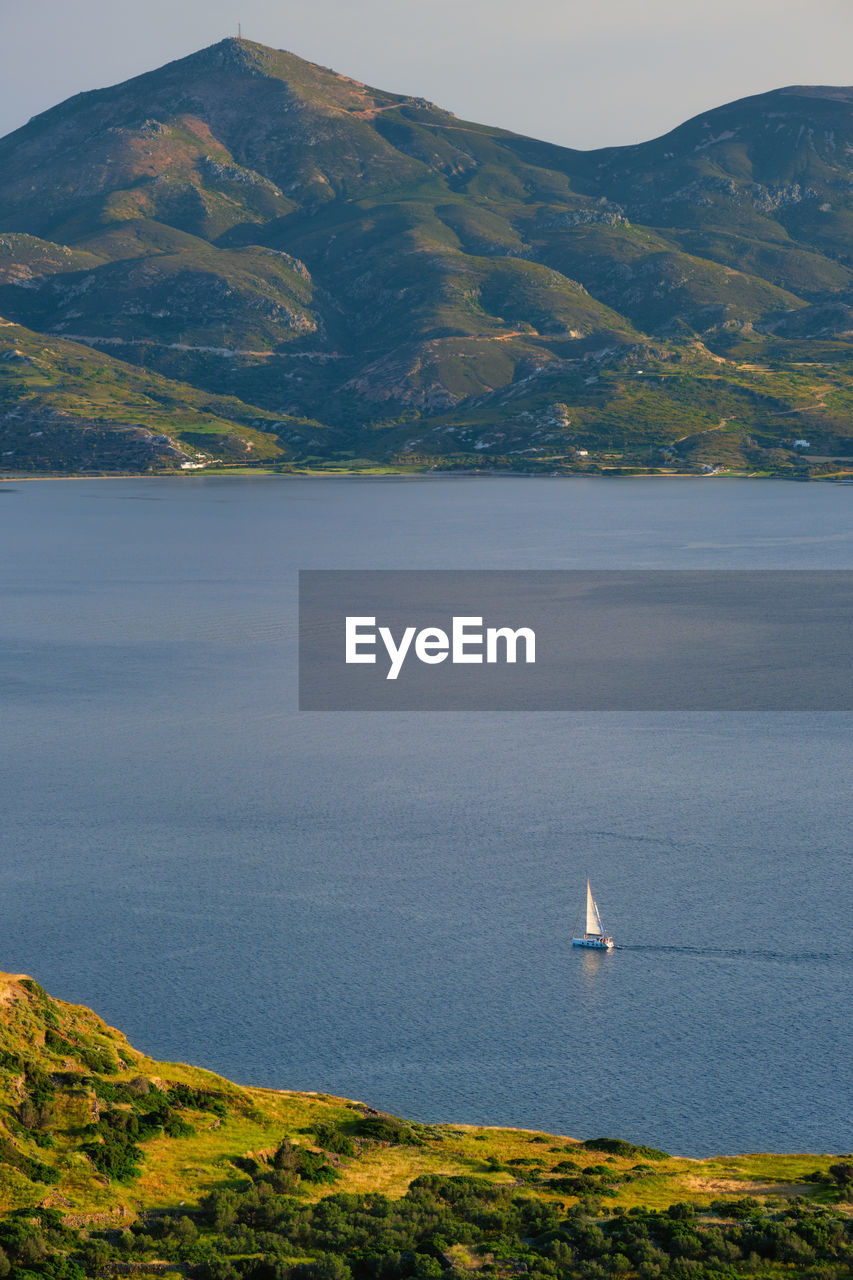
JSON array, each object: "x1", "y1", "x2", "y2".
[{"x1": 793, "y1": 439, "x2": 811, "y2": 448}]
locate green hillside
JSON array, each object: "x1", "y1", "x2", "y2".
[
  {"x1": 0, "y1": 973, "x2": 851, "y2": 1280},
  {"x1": 0, "y1": 320, "x2": 340, "y2": 470},
  {"x1": 2, "y1": 42, "x2": 853, "y2": 475}
]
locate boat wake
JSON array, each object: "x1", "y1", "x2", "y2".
[{"x1": 616, "y1": 943, "x2": 851, "y2": 964}]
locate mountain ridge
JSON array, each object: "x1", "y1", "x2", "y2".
[{"x1": 2, "y1": 41, "x2": 853, "y2": 476}]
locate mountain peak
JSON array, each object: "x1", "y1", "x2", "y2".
[
  {"x1": 162, "y1": 35, "x2": 395, "y2": 108},
  {"x1": 185, "y1": 35, "x2": 295, "y2": 74}
]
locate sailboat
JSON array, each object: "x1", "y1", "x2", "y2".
[{"x1": 572, "y1": 879, "x2": 615, "y2": 950}]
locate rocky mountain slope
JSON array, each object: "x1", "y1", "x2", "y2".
[{"x1": 2, "y1": 41, "x2": 853, "y2": 474}]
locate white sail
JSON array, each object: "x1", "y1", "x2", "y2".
[
  {"x1": 585, "y1": 880, "x2": 603, "y2": 935},
  {"x1": 573, "y1": 878, "x2": 613, "y2": 950}
]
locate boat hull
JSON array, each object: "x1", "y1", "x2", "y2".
[{"x1": 572, "y1": 936, "x2": 614, "y2": 950}]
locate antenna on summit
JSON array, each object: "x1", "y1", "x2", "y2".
[{"x1": 238, "y1": 22, "x2": 242, "y2": 39}]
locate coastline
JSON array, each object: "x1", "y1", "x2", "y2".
[{"x1": 3, "y1": 468, "x2": 851, "y2": 482}]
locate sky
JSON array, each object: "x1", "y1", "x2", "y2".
[{"x1": 1, "y1": 0, "x2": 853, "y2": 150}]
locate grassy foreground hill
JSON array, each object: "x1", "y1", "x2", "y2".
[
  {"x1": 0, "y1": 973, "x2": 851, "y2": 1280},
  {"x1": 3, "y1": 40, "x2": 853, "y2": 476}
]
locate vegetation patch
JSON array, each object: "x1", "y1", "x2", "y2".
[{"x1": 0, "y1": 972, "x2": 850, "y2": 1280}]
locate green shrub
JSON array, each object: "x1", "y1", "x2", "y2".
[
  {"x1": 311, "y1": 1123, "x2": 356, "y2": 1157},
  {"x1": 272, "y1": 1141, "x2": 339, "y2": 1184},
  {"x1": 584, "y1": 1137, "x2": 668, "y2": 1160},
  {"x1": 44, "y1": 1030, "x2": 75, "y2": 1058},
  {"x1": 77, "y1": 1044, "x2": 120, "y2": 1074},
  {"x1": 0, "y1": 1137, "x2": 59, "y2": 1184},
  {"x1": 354, "y1": 1115, "x2": 423, "y2": 1146},
  {"x1": 167, "y1": 1084, "x2": 228, "y2": 1116}
]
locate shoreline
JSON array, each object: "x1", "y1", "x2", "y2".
[{"x1": 3, "y1": 468, "x2": 850, "y2": 483}]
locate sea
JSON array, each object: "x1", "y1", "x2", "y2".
[{"x1": 1, "y1": 475, "x2": 851, "y2": 1157}]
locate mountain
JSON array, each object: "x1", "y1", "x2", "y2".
[
  {"x1": 2, "y1": 41, "x2": 853, "y2": 475},
  {"x1": 0, "y1": 970, "x2": 850, "y2": 1280}
]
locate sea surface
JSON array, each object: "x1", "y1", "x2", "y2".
[{"x1": 1, "y1": 475, "x2": 851, "y2": 1156}]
